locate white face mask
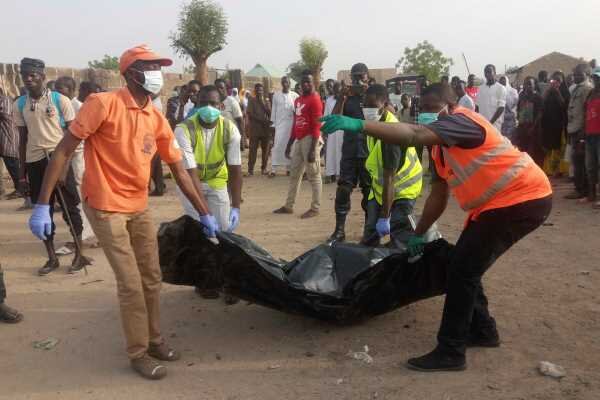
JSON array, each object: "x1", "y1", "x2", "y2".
[
  {"x1": 362, "y1": 107, "x2": 382, "y2": 121},
  {"x1": 138, "y1": 70, "x2": 164, "y2": 95}
]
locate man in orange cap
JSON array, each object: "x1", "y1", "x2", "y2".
[{"x1": 29, "y1": 44, "x2": 219, "y2": 380}]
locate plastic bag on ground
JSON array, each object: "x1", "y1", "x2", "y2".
[{"x1": 158, "y1": 216, "x2": 452, "y2": 323}]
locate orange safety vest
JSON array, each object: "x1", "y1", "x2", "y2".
[{"x1": 431, "y1": 106, "x2": 552, "y2": 222}]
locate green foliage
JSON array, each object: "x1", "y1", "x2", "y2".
[
  {"x1": 88, "y1": 55, "x2": 119, "y2": 71},
  {"x1": 286, "y1": 60, "x2": 308, "y2": 83},
  {"x1": 506, "y1": 65, "x2": 521, "y2": 74},
  {"x1": 170, "y1": 0, "x2": 228, "y2": 60},
  {"x1": 299, "y1": 37, "x2": 328, "y2": 73},
  {"x1": 398, "y1": 41, "x2": 453, "y2": 83},
  {"x1": 183, "y1": 65, "x2": 196, "y2": 74}
]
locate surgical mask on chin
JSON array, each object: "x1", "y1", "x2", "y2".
[
  {"x1": 362, "y1": 107, "x2": 381, "y2": 121},
  {"x1": 137, "y1": 70, "x2": 163, "y2": 95},
  {"x1": 197, "y1": 105, "x2": 221, "y2": 123}
]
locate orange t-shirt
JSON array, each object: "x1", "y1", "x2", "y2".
[{"x1": 70, "y1": 87, "x2": 182, "y2": 213}]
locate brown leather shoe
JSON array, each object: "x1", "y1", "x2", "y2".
[
  {"x1": 300, "y1": 209, "x2": 319, "y2": 219},
  {"x1": 273, "y1": 206, "x2": 293, "y2": 214},
  {"x1": 131, "y1": 355, "x2": 167, "y2": 380},
  {"x1": 148, "y1": 342, "x2": 181, "y2": 362}
]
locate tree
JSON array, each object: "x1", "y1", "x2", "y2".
[
  {"x1": 183, "y1": 65, "x2": 196, "y2": 75},
  {"x1": 170, "y1": 0, "x2": 228, "y2": 84},
  {"x1": 88, "y1": 55, "x2": 119, "y2": 71},
  {"x1": 505, "y1": 65, "x2": 521, "y2": 74},
  {"x1": 299, "y1": 37, "x2": 328, "y2": 87},
  {"x1": 286, "y1": 60, "x2": 308, "y2": 84},
  {"x1": 397, "y1": 41, "x2": 453, "y2": 83}
]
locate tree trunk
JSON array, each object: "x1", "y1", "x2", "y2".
[
  {"x1": 312, "y1": 67, "x2": 322, "y2": 93},
  {"x1": 193, "y1": 56, "x2": 209, "y2": 86}
]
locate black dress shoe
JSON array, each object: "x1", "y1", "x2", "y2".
[{"x1": 406, "y1": 347, "x2": 466, "y2": 372}]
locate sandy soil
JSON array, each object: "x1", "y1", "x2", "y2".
[{"x1": 1, "y1": 169, "x2": 599, "y2": 400}]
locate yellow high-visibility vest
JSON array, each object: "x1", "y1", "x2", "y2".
[
  {"x1": 365, "y1": 111, "x2": 423, "y2": 204},
  {"x1": 178, "y1": 115, "x2": 233, "y2": 190}
]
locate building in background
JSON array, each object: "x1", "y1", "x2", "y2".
[{"x1": 507, "y1": 52, "x2": 588, "y2": 86}]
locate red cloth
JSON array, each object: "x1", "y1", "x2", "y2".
[
  {"x1": 585, "y1": 96, "x2": 600, "y2": 135},
  {"x1": 292, "y1": 92, "x2": 323, "y2": 140},
  {"x1": 465, "y1": 86, "x2": 479, "y2": 100}
]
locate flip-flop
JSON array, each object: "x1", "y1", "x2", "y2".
[{"x1": 593, "y1": 201, "x2": 600, "y2": 210}]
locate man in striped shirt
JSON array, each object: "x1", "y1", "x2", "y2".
[{"x1": 0, "y1": 87, "x2": 20, "y2": 199}]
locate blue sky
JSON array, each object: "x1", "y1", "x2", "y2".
[{"x1": 3, "y1": 0, "x2": 599, "y2": 80}]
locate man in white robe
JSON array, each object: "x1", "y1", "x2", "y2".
[
  {"x1": 324, "y1": 80, "x2": 343, "y2": 181},
  {"x1": 270, "y1": 76, "x2": 298, "y2": 176}
]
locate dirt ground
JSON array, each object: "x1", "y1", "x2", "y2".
[{"x1": 1, "y1": 168, "x2": 599, "y2": 400}]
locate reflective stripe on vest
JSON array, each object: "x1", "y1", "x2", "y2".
[
  {"x1": 376, "y1": 151, "x2": 420, "y2": 186},
  {"x1": 177, "y1": 116, "x2": 232, "y2": 189},
  {"x1": 444, "y1": 136, "x2": 514, "y2": 189},
  {"x1": 366, "y1": 111, "x2": 423, "y2": 203},
  {"x1": 431, "y1": 106, "x2": 551, "y2": 217},
  {"x1": 461, "y1": 152, "x2": 533, "y2": 210}
]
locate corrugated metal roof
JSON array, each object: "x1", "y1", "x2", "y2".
[{"x1": 246, "y1": 63, "x2": 286, "y2": 78}]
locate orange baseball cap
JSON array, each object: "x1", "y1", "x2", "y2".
[{"x1": 119, "y1": 44, "x2": 173, "y2": 74}]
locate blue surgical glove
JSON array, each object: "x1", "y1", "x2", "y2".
[
  {"x1": 29, "y1": 204, "x2": 52, "y2": 241},
  {"x1": 407, "y1": 235, "x2": 426, "y2": 257},
  {"x1": 376, "y1": 217, "x2": 391, "y2": 237},
  {"x1": 199, "y1": 214, "x2": 219, "y2": 238},
  {"x1": 228, "y1": 207, "x2": 240, "y2": 232},
  {"x1": 320, "y1": 115, "x2": 365, "y2": 135}
]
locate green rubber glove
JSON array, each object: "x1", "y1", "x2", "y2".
[
  {"x1": 407, "y1": 235, "x2": 426, "y2": 257},
  {"x1": 320, "y1": 115, "x2": 365, "y2": 135}
]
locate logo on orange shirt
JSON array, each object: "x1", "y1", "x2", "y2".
[{"x1": 142, "y1": 133, "x2": 155, "y2": 155}]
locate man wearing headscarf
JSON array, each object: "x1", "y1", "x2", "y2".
[{"x1": 542, "y1": 71, "x2": 570, "y2": 177}]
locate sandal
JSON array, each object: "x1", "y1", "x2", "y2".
[
  {"x1": 148, "y1": 342, "x2": 181, "y2": 362},
  {"x1": 268, "y1": 172, "x2": 276, "y2": 178},
  {"x1": 593, "y1": 201, "x2": 600, "y2": 210},
  {"x1": 0, "y1": 303, "x2": 23, "y2": 324}
]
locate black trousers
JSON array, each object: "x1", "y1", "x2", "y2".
[
  {"x1": 335, "y1": 156, "x2": 371, "y2": 219},
  {"x1": 572, "y1": 137, "x2": 588, "y2": 196},
  {"x1": 26, "y1": 156, "x2": 82, "y2": 239},
  {"x1": 0, "y1": 265, "x2": 6, "y2": 303},
  {"x1": 362, "y1": 198, "x2": 415, "y2": 248},
  {"x1": 2, "y1": 156, "x2": 20, "y2": 190},
  {"x1": 248, "y1": 136, "x2": 270, "y2": 173},
  {"x1": 437, "y1": 196, "x2": 553, "y2": 356},
  {"x1": 150, "y1": 153, "x2": 165, "y2": 193}
]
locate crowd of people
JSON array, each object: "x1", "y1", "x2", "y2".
[{"x1": 0, "y1": 44, "x2": 597, "y2": 379}]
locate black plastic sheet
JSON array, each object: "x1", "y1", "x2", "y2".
[{"x1": 159, "y1": 216, "x2": 452, "y2": 323}]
